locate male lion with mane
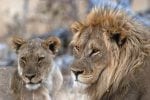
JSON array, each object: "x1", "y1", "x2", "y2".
[
  {"x1": 11, "y1": 36, "x2": 63, "y2": 100},
  {"x1": 70, "y1": 4, "x2": 150, "y2": 100}
]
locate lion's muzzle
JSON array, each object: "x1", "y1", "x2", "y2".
[{"x1": 72, "y1": 70, "x2": 84, "y2": 81}]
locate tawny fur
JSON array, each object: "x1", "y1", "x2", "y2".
[
  {"x1": 70, "y1": 5, "x2": 150, "y2": 100},
  {"x1": 10, "y1": 37, "x2": 63, "y2": 100}
]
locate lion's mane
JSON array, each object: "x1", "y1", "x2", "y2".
[{"x1": 78, "y1": 5, "x2": 150, "y2": 100}]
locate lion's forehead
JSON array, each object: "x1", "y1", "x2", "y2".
[
  {"x1": 27, "y1": 40, "x2": 43, "y2": 50},
  {"x1": 20, "y1": 38, "x2": 44, "y2": 51},
  {"x1": 72, "y1": 30, "x2": 105, "y2": 49},
  {"x1": 19, "y1": 49, "x2": 45, "y2": 57},
  {"x1": 18, "y1": 40, "x2": 47, "y2": 57}
]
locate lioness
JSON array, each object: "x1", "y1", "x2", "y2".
[
  {"x1": 11, "y1": 36, "x2": 63, "y2": 100},
  {"x1": 70, "y1": 5, "x2": 150, "y2": 100}
]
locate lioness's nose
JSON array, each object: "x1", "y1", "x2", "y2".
[{"x1": 25, "y1": 73, "x2": 36, "y2": 80}]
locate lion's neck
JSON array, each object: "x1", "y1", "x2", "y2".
[
  {"x1": 86, "y1": 51, "x2": 145, "y2": 100},
  {"x1": 86, "y1": 69, "x2": 111, "y2": 100},
  {"x1": 20, "y1": 86, "x2": 50, "y2": 100},
  {"x1": 43, "y1": 63, "x2": 63, "y2": 96},
  {"x1": 42, "y1": 63, "x2": 56, "y2": 93}
]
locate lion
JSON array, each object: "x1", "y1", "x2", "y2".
[
  {"x1": 70, "y1": 5, "x2": 150, "y2": 100},
  {"x1": 10, "y1": 36, "x2": 63, "y2": 100}
]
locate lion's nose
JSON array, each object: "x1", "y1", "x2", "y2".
[
  {"x1": 25, "y1": 73, "x2": 36, "y2": 80},
  {"x1": 72, "y1": 70, "x2": 84, "y2": 78}
]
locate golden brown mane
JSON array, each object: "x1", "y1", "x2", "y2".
[{"x1": 71, "y1": 5, "x2": 150, "y2": 100}]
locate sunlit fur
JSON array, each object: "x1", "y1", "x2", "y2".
[
  {"x1": 70, "y1": 4, "x2": 150, "y2": 100},
  {"x1": 11, "y1": 37, "x2": 63, "y2": 100}
]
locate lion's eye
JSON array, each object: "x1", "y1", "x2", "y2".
[
  {"x1": 38, "y1": 56, "x2": 45, "y2": 62},
  {"x1": 90, "y1": 49, "x2": 100, "y2": 56},
  {"x1": 20, "y1": 57, "x2": 26, "y2": 66}
]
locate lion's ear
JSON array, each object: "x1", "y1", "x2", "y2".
[
  {"x1": 110, "y1": 32, "x2": 127, "y2": 46},
  {"x1": 12, "y1": 36, "x2": 26, "y2": 53},
  {"x1": 71, "y1": 21, "x2": 84, "y2": 33},
  {"x1": 43, "y1": 36, "x2": 61, "y2": 55}
]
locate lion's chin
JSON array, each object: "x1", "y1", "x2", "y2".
[
  {"x1": 26, "y1": 83, "x2": 41, "y2": 91},
  {"x1": 73, "y1": 81, "x2": 90, "y2": 93}
]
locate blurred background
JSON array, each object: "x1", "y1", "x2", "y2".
[
  {"x1": 0, "y1": 0, "x2": 149, "y2": 99},
  {"x1": 0, "y1": 0, "x2": 149, "y2": 67},
  {"x1": 0, "y1": 0, "x2": 149, "y2": 68}
]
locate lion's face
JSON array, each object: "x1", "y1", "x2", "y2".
[
  {"x1": 12, "y1": 36, "x2": 61, "y2": 90},
  {"x1": 70, "y1": 5, "x2": 149, "y2": 100},
  {"x1": 70, "y1": 26, "x2": 110, "y2": 86},
  {"x1": 70, "y1": 9, "x2": 128, "y2": 90}
]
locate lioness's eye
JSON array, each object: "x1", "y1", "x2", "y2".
[
  {"x1": 38, "y1": 56, "x2": 45, "y2": 62},
  {"x1": 20, "y1": 57, "x2": 26, "y2": 66},
  {"x1": 20, "y1": 57, "x2": 26, "y2": 61}
]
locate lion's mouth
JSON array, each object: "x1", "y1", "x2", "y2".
[
  {"x1": 26, "y1": 84, "x2": 41, "y2": 90},
  {"x1": 71, "y1": 67, "x2": 106, "y2": 85},
  {"x1": 73, "y1": 81, "x2": 90, "y2": 93},
  {"x1": 71, "y1": 71, "x2": 96, "y2": 84},
  {"x1": 28, "y1": 80, "x2": 42, "y2": 84},
  {"x1": 25, "y1": 80, "x2": 42, "y2": 90}
]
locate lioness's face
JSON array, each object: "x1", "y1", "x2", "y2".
[
  {"x1": 70, "y1": 26, "x2": 110, "y2": 86},
  {"x1": 12, "y1": 36, "x2": 61, "y2": 90}
]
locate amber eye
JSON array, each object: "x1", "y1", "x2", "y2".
[
  {"x1": 90, "y1": 49, "x2": 100, "y2": 56},
  {"x1": 20, "y1": 57, "x2": 26, "y2": 62},
  {"x1": 38, "y1": 56, "x2": 45, "y2": 63},
  {"x1": 20, "y1": 56, "x2": 26, "y2": 66}
]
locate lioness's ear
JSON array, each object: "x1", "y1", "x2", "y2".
[
  {"x1": 12, "y1": 36, "x2": 26, "y2": 53},
  {"x1": 110, "y1": 32, "x2": 127, "y2": 46},
  {"x1": 44, "y1": 36, "x2": 61, "y2": 54},
  {"x1": 71, "y1": 21, "x2": 84, "y2": 33}
]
